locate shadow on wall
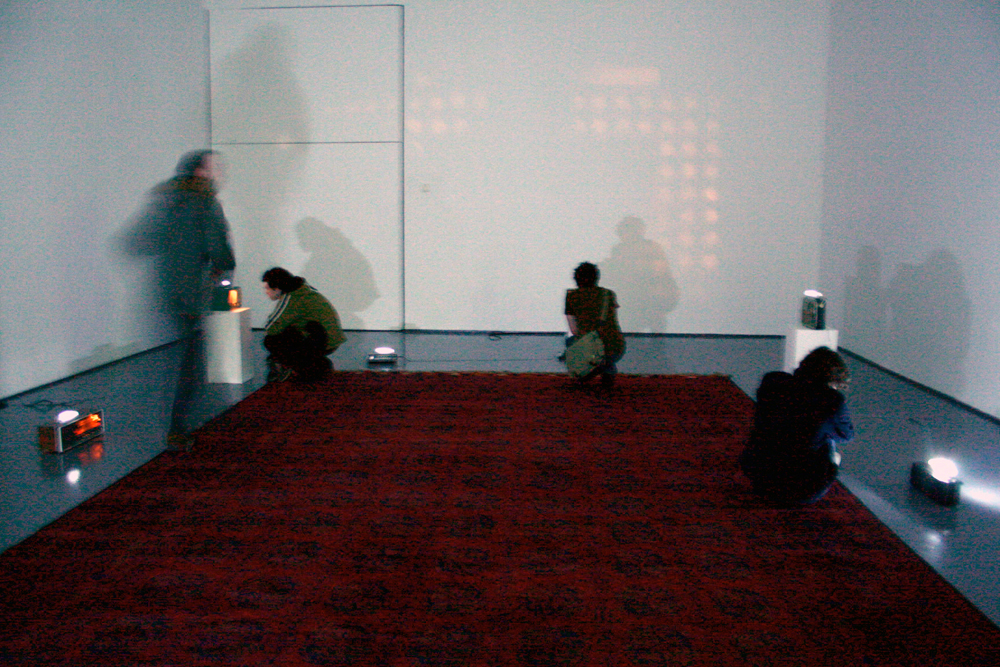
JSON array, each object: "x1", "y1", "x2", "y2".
[
  {"x1": 844, "y1": 246, "x2": 887, "y2": 358},
  {"x1": 600, "y1": 216, "x2": 679, "y2": 333},
  {"x1": 213, "y1": 23, "x2": 310, "y2": 279},
  {"x1": 845, "y1": 247, "x2": 970, "y2": 397},
  {"x1": 296, "y1": 217, "x2": 379, "y2": 330}
]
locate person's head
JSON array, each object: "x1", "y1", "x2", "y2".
[
  {"x1": 573, "y1": 262, "x2": 600, "y2": 288},
  {"x1": 175, "y1": 150, "x2": 223, "y2": 185},
  {"x1": 795, "y1": 346, "x2": 850, "y2": 391},
  {"x1": 261, "y1": 267, "x2": 302, "y2": 300}
]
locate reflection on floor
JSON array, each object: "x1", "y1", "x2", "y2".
[{"x1": 1, "y1": 330, "x2": 997, "y2": 627}]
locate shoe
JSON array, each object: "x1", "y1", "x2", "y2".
[
  {"x1": 294, "y1": 358, "x2": 333, "y2": 383},
  {"x1": 267, "y1": 364, "x2": 293, "y2": 382},
  {"x1": 166, "y1": 433, "x2": 195, "y2": 452}
]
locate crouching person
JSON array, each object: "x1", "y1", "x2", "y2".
[
  {"x1": 261, "y1": 267, "x2": 346, "y2": 382},
  {"x1": 739, "y1": 346, "x2": 854, "y2": 506}
]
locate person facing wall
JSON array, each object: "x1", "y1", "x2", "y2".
[
  {"x1": 739, "y1": 346, "x2": 855, "y2": 506},
  {"x1": 564, "y1": 261, "x2": 626, "y2": 388},
  {"x1": 261, "y1": 267, "x2": 345, "y2": 383}
]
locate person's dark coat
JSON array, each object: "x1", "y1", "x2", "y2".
[{"x1": 740, "y1": 371, "x2": 854, "y2": 506}]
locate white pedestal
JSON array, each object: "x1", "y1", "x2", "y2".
[
  {"x1": 205, "y1": 308, "x2": 253, "y2": 384},
  {"x1": 784, "y1": 328, "x2": 838, "y2": 373}
]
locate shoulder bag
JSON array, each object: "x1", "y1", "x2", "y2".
[{"x1": 565, "y1": 290, "x2": 610, "y2": 378}]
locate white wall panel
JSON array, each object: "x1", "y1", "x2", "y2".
[
  {"x1": 210, "y1": 4, "x2": 403, "y2": 331},
  {"x1": 218, "y1": 143, "x2": 401, "y2": 330},
  {"x1": 210, "y1": 5, "x2": 401, "y2": 144}
]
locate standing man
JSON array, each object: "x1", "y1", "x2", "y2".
[
  {"x1": 125, "y1": 149, "x2": 236, "y2": 450},
  {"x1": 262, "y1": 267, "x2": 345, "y2": 382}
]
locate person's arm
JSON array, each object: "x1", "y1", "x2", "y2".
[
  {"x1": 264, "y1": 293, "x2": 294, "y2": 337},
  {"x1": 828, "y1": 400, "x2": 854, "y2": 443},
  {"x1": 205, "y1": 199, "x2": 236, "y2": 274},
  {"x1": 566, "y1": 315, "x2": 579, "y2": 336}
]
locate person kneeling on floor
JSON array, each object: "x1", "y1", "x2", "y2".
[
  {"x1": 739, "y1": 346, "x2": 854, "y2": 506},
  {"x1": 262, "y1": 267, "x2": 346, "y2": 382}
]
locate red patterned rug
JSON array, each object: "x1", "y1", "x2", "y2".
[{"x1": 0, "y1": 372, "x2": 997, "y2": 666}]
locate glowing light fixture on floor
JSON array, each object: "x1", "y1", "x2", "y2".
[
  {"x1": 39, "y1": 409, "x2": 105, "y2": 454},
  {"x1": 367, "y1": 346, "x2": 398, "y2": 365},
  {"x1": 910, "y1": 457, "x2": 962, "y2": 506}
]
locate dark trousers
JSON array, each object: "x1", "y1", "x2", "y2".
[
  {"x1": 170, "y1": 315, "x2": 203, "y2": 436},
  {"x1": 264, "y1": 322, "x2": 331, "y2": 381}
]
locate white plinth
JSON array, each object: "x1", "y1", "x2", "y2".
[
  {"x1": 784, "y1": 328, "x2": 839, "y2": 373},
  {"x1": 205, "y1": 308, "x2": 253, "y2": 384}
]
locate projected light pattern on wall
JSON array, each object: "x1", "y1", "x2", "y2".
[
  {"x1": 405, "y1": 92, "x2": 489, "y2": 138},
  {"x1": 570, "y1": 90, "x2": 723, "y2": 279},
  {"x1": 407, "y1": 81, "x2": 723, "y2": 287}
]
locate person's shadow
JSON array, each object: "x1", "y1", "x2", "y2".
[
  {"x1": 296, "y1": 217, "x2": 379, "y2": 330},
  {"x1": 885, "y1": 249, "x2": 971, "y2": 397},
  {"x1": 600, "y1": 216, "x2": 679, "y2": 333}
]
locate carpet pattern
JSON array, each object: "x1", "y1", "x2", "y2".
[{"x1": 0, "y1": 372, "x2": 998, "y2": 666}]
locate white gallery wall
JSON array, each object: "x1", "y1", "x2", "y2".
[
  {"x1": 0, "y1": 1, "x2": 210, "y2": 399},
  {"x1": 209, "y1": 5, "x2": 403, "y2": 330},
  {"x1": 209, "y1": 0, "x2": 831, "y2": 334},
  {"x1": 401, "y1": 0, "x2": 830, "y2": 334},
  {"x1": 2, "y1": 0, "x2": 834, "y2": 399},
  {"x1": 820, "y1": 0, "x2": 1000, "y2": 417}
]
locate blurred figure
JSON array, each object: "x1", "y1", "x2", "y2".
[
  {"x1": 121, "y1": 150, "x2": 236, "y2": 450},
  {"x1": 262, "y1": 267, "x2": 345, "y2": 383},
  {"x1": 564, "y1": 261, "x2": 626, "y2": 388},
  {"x1": 739, "y1": 347, "x2": 854, "y2": 506}
]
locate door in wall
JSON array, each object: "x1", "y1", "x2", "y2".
[{"x1": 210, "y1": 5, "x2": 403, "y2": 330}]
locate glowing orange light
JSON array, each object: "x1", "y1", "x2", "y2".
[
  {"x1": 227, "y1": 289, "x2": 240, "y2": 308},
  {"x1": 73, "y1": 413, "x2": 102, "y2": 436}
]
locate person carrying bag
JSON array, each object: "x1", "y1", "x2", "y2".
[
  {"x1": 565, "y1": 291, "x2": 610, "y2": 378},
  {"x1": 563, "y1": 262, "x2": 626, "y2": 387}
]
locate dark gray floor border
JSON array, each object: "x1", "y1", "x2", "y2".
[
  {"x1": 841, "y1": 348, "x2": 1000, "y2": 428},
  {"x1": 0, "y1": 339, "x2": 182, "y2": 408}
]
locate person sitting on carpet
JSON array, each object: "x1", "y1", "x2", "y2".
[
  {"x1": 262, "y1": 267, "x2": 346, "y2": 382},
  {"x1": 739, "y1": 346, "x2": 854, "y2": 506},
  {"x1": 564, "y1": 261, "x2": 626, "y2": 387}
]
